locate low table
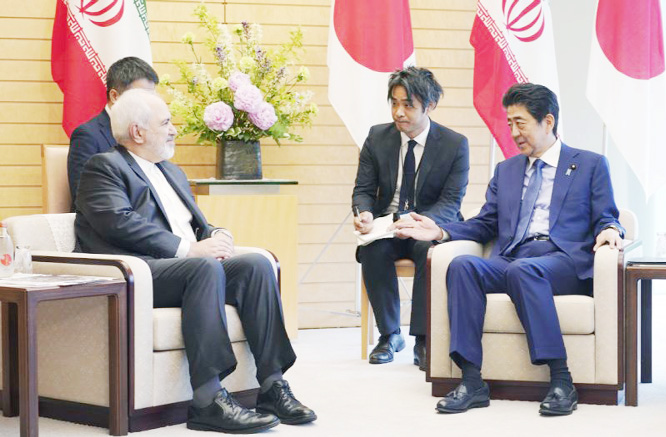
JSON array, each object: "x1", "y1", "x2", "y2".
[
  {"x1": 625, "y1": 258, "x2": 666, "y2": 406},
  {"x1": 0, "y1": 278, "x2": 128, "y2": 436}
]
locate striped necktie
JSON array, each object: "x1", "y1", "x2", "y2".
[{"x1": 504, "y1": 159, "x2": 545, "y2": 255}]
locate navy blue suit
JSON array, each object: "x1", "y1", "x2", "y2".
[
  {"x1": 68, "y1": 109, "x2": 116, "y2": 209},
  {"x1": 353, "y1": 121, "x2": 469, "y2": 336},
  {"x1": 442, "y1": 143, "x2": 622, "y2": 367}
]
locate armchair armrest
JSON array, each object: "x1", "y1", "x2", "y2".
[
  {"x1": 31, "y1": 250, "x2": 155, "y2": 409},
  {"x1": 592, "y1": 245, "x2": 622, "y2": 385},
  {"x1": 428, "y1": 241, "x2": 485, "y2": 378}
]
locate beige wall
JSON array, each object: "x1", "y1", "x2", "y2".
[{"x1": 0, "y1": 0, "x2": 492, "y2": 328}]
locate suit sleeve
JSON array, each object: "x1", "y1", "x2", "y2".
[
  {"x1": 68, "y1": 125, "x2": 100, "y2": 207},
  {"x1": 351, "y1": 130, "x2": 379, "y2": 214},
  {"x1": 590, "y1": 155, "x2": 624, "y2": 238},
  {"x1": 420, "y1": 136, "x2": 470, "y2": 226},
  {"x1": 77, "y1": 156, "x2": 182, "y2": 258},
  {"x1": 444, "y1": 164, "x2": 500, "y2": 244}
]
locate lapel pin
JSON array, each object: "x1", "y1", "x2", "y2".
[{"x1": 565, "y1": 163, "x2": 577, "y2": 176}]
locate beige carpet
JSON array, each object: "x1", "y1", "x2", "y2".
[{"x1": 1, "y1": 293, "x2": 665, "y2": 436}]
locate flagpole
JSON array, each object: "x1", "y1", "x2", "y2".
[
  {"x1": 490, "y1": 137, "x2": 497, "y2": 178},
  {"x1": 602, "y1": 123, "x2": 609, "y2": 157}
]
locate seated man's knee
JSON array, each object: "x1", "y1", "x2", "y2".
[
  {"x1": 186, "y1": 257, "x2": 225, "y2": 276},
  {"x1": 506, "y1": 259, "x2": 539, "y2": 282},
  {"x1": 359, "y1": 239, "x2": 392, "y2": 261},
  {"x1": 238, "y1": 252, "x2": 274, "y2": 277},
  {"x1": 446, "y1": 255, "x2": 483, "y2": 288},
  {"x1": 448, "y1": 255, "x2": 482, "y2": 274}
]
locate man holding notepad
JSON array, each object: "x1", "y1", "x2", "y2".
[{"x1": 352, "y1": 67, "x2": 470, "y2": 367}]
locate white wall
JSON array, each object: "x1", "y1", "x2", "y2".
[{"x1": 551, "y1": 0, "x2": 665, "y2": 254}]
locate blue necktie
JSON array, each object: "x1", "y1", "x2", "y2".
[
  {"x1": 399, "y1": 140, "x2": 417, "y2": 211},
  {"x1": 504, "y1": 159, "x2": 545, "y2": 255}
]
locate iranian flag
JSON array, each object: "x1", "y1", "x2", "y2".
[
  {"x1": 327, "y1": 0, "x2": 415, "y2": 148},
  {"x1": 587, "y1": 0, "x2": 666, "y2": 198},
  {"x1": 470, "y1": 0, "x2": 561, "y2": 157},
  {"x1": 51, "y1": 0, "x2": 152, "y2": 137}
]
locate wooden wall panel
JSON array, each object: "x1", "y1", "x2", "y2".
[{"x1": 0, "y1": 0, "x2": 493, "y2": 330}]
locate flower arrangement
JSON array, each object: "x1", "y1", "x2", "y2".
[{"x1": 161, "y1": 5, "x2": 318, "y2": 145}]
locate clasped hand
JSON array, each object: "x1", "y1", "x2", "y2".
[{"x1": 187, "y1": 231, "x2": 235, "y2": 260}]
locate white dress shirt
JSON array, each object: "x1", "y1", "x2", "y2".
[
  {"x1": 388, "y1": 118, "x2": 431, "y2": 213},
  {"x1": 524, "y1": 138, "x2": 561, "y2": 239},
  {"x1": 128, "y1": 151, "x2": 196, "y2": 258}
]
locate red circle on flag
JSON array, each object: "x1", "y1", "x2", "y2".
[
  {"x1": 333, "y1": 0, "x2": 414, "y2": 73},
  {"x1": 596, "y1": 0, "x2": 665, "y2": 80}
]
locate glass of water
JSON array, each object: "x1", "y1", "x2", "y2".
[{"x1": 14, "y1": 245, "x2": 32, "y2": 274}]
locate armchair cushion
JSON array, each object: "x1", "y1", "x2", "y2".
[
  {"x1": 484, "y1": 294, "x2": 594, "y2": 335},
  {"x1": 153, "y1": 307, "x2": 247, "y2": 351}
]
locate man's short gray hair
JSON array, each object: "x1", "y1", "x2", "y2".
[{"x1": 110, "y1": 88, "x2": 155, "y2": 145}]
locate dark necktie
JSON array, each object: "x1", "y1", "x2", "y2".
[
  {"x1": 399, "y1": 139, "x2": 417, "y2": 211},
  {"x1": 504, "y1": 159, "x2": 545, "y2": 255}
]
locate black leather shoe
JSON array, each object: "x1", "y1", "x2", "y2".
[
  {"x1": 436, "y1": 381, "x2": 490, "y2": 414},
  {"x1": 369, "y1": 333, "x2": 405, "y2": 364},
  {"x1": 539, "y1": 384, "x2": 578, "y2": 416},
  {"x1": 187, "y1": 388, "x2": 279, "y2": 434},
  {"x1": 256, "y1": 380, "x2": 317, "y2": 425},
  {"x1": 413, "y1": 342, "x2": 427, "y2": 371}
]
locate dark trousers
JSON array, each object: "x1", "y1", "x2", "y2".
[
  {"x1": 358, "y1": 238, "x2": 432, "y2": 336},
  {"x1": 446, "y1": 241, "x2": 591, "y2": 369},
  {"x1": 148, "y1": 253, "x2": 296, "y2": 390}
]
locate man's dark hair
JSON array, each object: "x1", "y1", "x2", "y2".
[
  {"x1": 502, "y1": 83, "x2": 559, "y2": 135},
  {"x1": 387, "y1": 66, "x2": 443, "y2": 111},
  {"x1": 106, "y1": 57, "x2": 159, "y2": 100}
]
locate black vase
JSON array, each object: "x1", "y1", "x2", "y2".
[{"x1": 216, "y1": 139, "x2": 263, "y2": 180}]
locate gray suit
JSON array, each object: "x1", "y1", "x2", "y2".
[{"x1": 75, "y1": 146, "x2": 295, "y2": 389}]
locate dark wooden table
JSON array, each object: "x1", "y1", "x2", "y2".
[
  {"x1": 0, "y1": 278, "x2": 128, "y2": 436},
  {"x1": 625, "y1": 258, "x2": 666, "y2": 406}
]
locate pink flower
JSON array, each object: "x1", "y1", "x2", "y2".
[
  {"x1": 233, "y1": 84, "x2": 263, "y2": 113},
  {"x1": 228, "y1": 71, "x2": 251, "y2": 91},
  {"x1": 249, "y1": 101, "x2": 277, "y2": 131},
  {"x1": 203, "y1": 101, "x2": 234, "y2": 131}
]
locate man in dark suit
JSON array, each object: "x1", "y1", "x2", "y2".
[
  {"x1": 68, "y1": 56, "x2": 159, "y2": 209},
  {"x1": 352, "y1": 67, "x2": 469, "y2": 368},
  {"x1": 394, "y1": 83, "x2": 624, "y2": 416},
  {"x1": 75, "y1": 89, "x2": 316, "y2": 434}
]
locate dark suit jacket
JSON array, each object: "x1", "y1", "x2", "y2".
[
  {"x1": 443, "y1": 143, "x2": 623, "y2": 280},
  {"x1": 75, "y1": 146, "x2": 216, "y2": 260},
  {"x1": 352, "y1": 121, "x2": 469, "y2": 227},
  {"x1": 68, "y1": 109, "x2": 117, "y2": 208}
]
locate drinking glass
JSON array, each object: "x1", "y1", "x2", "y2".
[{"x1": 14, "y1": 245, "x2": 32, "y2": 274}]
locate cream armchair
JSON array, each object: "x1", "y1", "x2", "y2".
[
  {"x1": 0, "y1": 213, "x2": 279, "y2": 431},
  {"x1": 426, "y1": 209, "x2": 639, "y2": 405}
]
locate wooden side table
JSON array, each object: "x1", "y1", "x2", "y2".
[
  {"x1": 625, "y1": 259, "x2": 666, "y2": 406},
  {"x1": 0, "y1": 279, "x2": 127, "y2": 436},
  {"x1": 190, "y1": 178, "x2": 300, "y2": 338}
]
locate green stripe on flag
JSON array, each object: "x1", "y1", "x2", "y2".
[{"x1": 134, "y1": 0, "x2": 150, "y2": 36}]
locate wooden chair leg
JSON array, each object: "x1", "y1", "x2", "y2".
[{"x1": 361, "y1": 281, "x2": 370, "y2": 359}]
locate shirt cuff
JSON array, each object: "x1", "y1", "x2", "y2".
[
  {"x1": 434, "y1": 228, "x2": 451, "y2": 244},
  {"x1": 175, "y1": 239, "x2": 191, "y2": 258},
  {"x1": 603, "y1": 225, "x2": 624, "y2": 239}
]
